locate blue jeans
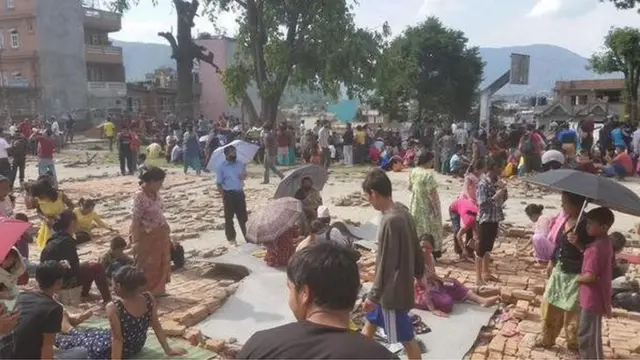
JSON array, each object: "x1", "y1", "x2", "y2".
[
  {"x1": 603, "y1": 163, "x2": 626, "y2": 178},
  {"x1": 38, "y1": 159, "x2": 57, "y2": 187}
]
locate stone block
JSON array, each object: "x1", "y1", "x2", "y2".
[
  {"x1": 184, "y1": 328, "x2": 203, "y2": 346},
  {"x1": 204, "y1": 339, "x2": 226, "y2": 353},
  {"x1": 488, "y1": 335, "x2": 506, "y2": 353},
  {"x1": 182, "y1": 305, "x2": 210, "y2": 327},
  {"x1": 479, "y1": 286, "x2": 500, "y2": 297},
  {"x1": 161, "y1": 320, "x2": 186, "y2": 337},
  {"x1": 511, "y1": 290, "x2": 536, "y2": 301}
]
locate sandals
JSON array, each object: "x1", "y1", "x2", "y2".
[{"x1": 410, "y1": 313, "x2": 432, "y2": 335}]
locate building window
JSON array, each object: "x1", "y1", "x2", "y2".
[
  {"x1": 6, "y1": 0, "x2": 14, "y2": 9},
  {"x1": 27, "y1": 20, "x2": 34, "y2": 34},
  {"x1": 10, "y1": 30, "x2": 19, "y2": 49},
  {"x1": 578, "y1": 95, "x2": 588, "y2": 105},
  {"x1": 0, "y1": 31, "x2": 4, "y2": 49}
]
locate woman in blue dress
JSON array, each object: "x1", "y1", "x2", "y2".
[{"x1": 55, "y1": 266, "x2": 186, "y2": 359}]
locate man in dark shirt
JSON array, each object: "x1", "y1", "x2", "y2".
[
  {"x1": 360, "y1": 169, "x2": 423, "y2": 360},
  {"x1": 0, "y1": 260, "x2": 89, "y2": 359},
  {"x1": 9, "y1": 132, "x2": 28, "y2": 189},
  {"x1": 237, "y1": 243, "x2": 396, "y2": 359}
]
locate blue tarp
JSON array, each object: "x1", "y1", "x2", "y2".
[{"x1": 327, "y1": 100, "x2": 359, "y2": 123}]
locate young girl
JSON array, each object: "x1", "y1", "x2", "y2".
[
  {"x1": 415, "y1": 234, "x2": 500, "y2": 316},
  {"x1": 73, "y1": 198, "x2": 114, "y2": 244},
  {"x1": 524, "y1": 204, "x2": 554, "y2": 262},
  {"x1": 100, "y1": 236, "x2": 134, "y2": 278},
  {"x1": 0, "y1": 248, "x2": 26, "y2": 310},
  {"x1": 55, "y1": 265, "x2": 186, "y2": 359},
  {"x1": 449, "y1": 198, "x2": 478, "y2": 260}
]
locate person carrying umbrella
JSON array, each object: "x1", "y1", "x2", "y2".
[{"x1": 216, "y1": 145, "x2": 248, "y2": 245}]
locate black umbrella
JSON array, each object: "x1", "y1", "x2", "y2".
[{"x1": 522, "y1": 169, "x2": 640, "y2": 216}]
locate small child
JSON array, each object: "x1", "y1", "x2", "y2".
[
  {"x1": 73, "y1": 198, "x2": 114, "y2": 244},
  {"x1": 137, "y1": 153, "x2": 149, "y2": 176},
  {"x1": 100, "y1": 236, "x2": 133, "y2": 278},
  {"x1": 611, "y1": 231, "x2": 628, "y2": 280},
  {"x1": 13, "y1": 213, "x2": 32, "y2": 260},
  {"x1": 574, "y1": 207, "x2": 615, "y2": 360},
  {"x1": 524, "y1": 204, "x2": 554, "y2": 262},
  {"x1": 0, "y1": 248, "x2": 26, "y2": 309}
]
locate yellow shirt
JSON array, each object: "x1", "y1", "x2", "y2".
[
  {"x1": 355, "y1": 131, "x2": 366, "y2": 145},
  {"x1": 103, "y1": 122, "x2": 115, "y2": 137},
  {"x1": 73, "y1": 209, "x2": 108, "y2": 232}
]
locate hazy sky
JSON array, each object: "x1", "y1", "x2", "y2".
[{"x1": 110, "y1": 0, "x2": 640, "y2": 57}]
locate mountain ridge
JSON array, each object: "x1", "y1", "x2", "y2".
[{"x1": 113, "y1": 40, "x2": 622, "y2": 95}]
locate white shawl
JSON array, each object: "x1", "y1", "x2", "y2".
[{"x1": 0, "y1": 248, "x2": 26, "y2": 300}]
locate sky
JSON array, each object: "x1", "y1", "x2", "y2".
[{"x1": 109, "y1": 0, "x2": 640, "y2": 57}]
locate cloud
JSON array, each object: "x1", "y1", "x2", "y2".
[
  {"x1": 527, "y1": 0, "x2": 598, "y2": 18},
  {"x1": 418, "y1": 0, "x2": 464, "y2": 17}
]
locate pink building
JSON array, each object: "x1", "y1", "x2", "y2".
[{"x1": 196, "y1": 36, "x2": 260, "y2": 125}]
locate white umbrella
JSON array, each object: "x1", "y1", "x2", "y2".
[{"x1": 205, "y1": 139, "x2": 259, "y2": 172}]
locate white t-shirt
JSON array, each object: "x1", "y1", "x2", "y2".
[
  {"x1": 8, "y1": 126, "x2": 17, "y2": 136},
  {"x1": 51, "y1": 121, "x2": 60, "y2": 136},
  {"x1": 455, "y1": 128, "x2": 468, "y2": 145},
  {"x1": 318, "y1": 127, "x2": 330, "y2": 148},
  {"x1": 0, "y1": 138, "x2": 10, "y2": 158}
]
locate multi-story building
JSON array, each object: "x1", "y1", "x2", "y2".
[
  {"x1": 197, "y1": 36, "x2": 260, "y2": 126},
  {"x1": 538, "y1": 78, "x2": 626, "y2": 124},
  {"x1": 0, "y1": 0, "x2": 125, "y2": 122}
]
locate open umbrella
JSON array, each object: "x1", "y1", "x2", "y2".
[
  {"x1": 246, "y1": 197, "x2": 303, "y2": 244},
  {"x1": 274, "y1": 164, "x2": 329, "y2": 199},
  {"x1": 0, "y1": 217, "x2": 31, "y2": 260},
  {"x1": 205, "y1": 139, "x2": 259, "y2": 172},
  {"x1": 522, "y1": 169, "x2": 640, "y2": 216}
]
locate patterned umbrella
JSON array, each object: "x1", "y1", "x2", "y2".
[
  {"x1": 0, "y1": 217, "x2": 30, "y2": 260},
  {"x1": 274, "y1": 164, "x2": 329, "y2": 199},
  {"x1": 246, "y1": 197, "x2": 304, "y2": 244}
]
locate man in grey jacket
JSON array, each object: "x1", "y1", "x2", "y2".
[{"x1": 360, "y1": 168, "x2": 424, "y2": 359}]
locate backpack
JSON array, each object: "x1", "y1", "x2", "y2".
[{"x1": 522, "y1": 136, "x2": 536, "y2": 154}]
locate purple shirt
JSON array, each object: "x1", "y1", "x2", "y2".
[{"x1": 580, "y1": 236, "x2": 613, "y2": 316}]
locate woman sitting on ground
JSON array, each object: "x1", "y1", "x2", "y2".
[
  {"x1": 415, "y1": 234, "x2": 500, "y2": 317},
  {"x1": 294, "y1": 177, "x2": 323, "y2": 225},
  {"x1": 264, "y1": 224, "x2": 300, "y2": 268},
  {"x1": 296, "y1": 206, "x2": 361, "y2": 251},
  {"x1": 55, "y1": 266, "x2": 186, "y2": 359},
  {"x1": 73, "y1": 198, "x2": 115, "y2": 244},
  {"x1": 40, "y1": 210, "x2": 112, "y2": 304},
  {"x1": 0, "y1": 248, "x2": 26, "y2": 308}
]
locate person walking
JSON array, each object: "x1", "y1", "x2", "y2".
[
  {"x1": 9, "y1": 132, "x2": 28, "y2": 189},
  {"x1": 0, "y1": 129, "x2": 11, "y2": 179},
  {"x1": 216, "y1": 145, "x2": 248, "y2": 245},
  {"x1": 318, "y1": 121, "x2": 331, "y2": 169},
  {"x1": 117, "y1": 127, "x2": 134, "y2": 176},
  {"x1": 103, "y1": 117, "x2": 116, "y2": 152},
  {"x1": 342, "y1": 123, "x2": 354, "y2": 166},
  {"x1": 361, "y1": 169, "x2": 424, "y2": 360},
  {"x1": 65, "y1": 112, "x2": 75, "y2": 145},
  {"x1": 261, "y1": 124, "x2": 284, "y2": 184},
  {"x1": 30, "y1": 130, "x2": 58, "y2": 187}
]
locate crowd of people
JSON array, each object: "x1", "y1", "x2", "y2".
[{"x1": 0, "y1": 165, "x2": 192, "y2": 359}]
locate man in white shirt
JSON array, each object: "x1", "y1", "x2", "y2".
[
  {"x1": 632, "y1": 127, "x2": 640, "y2": 156},
  {"x1": 455, "y1": 125, "x2": 469, "y2": 152},
  {"x1": 0, "y1": 130, "x2": 11, "y2": 178},
  {"x1": 317, "y1": 121, "x2": 331, "y2": 169},
  {"x1": 49, "y1": 116, "x2": 62, "y2": 151}
]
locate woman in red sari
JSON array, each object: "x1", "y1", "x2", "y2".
[
  {"x1": 130, "y1": 166, "x2": 171, "y2": 296},
  {"x1": 264, "y1": 226, "x2": 300, "y2": 268}
]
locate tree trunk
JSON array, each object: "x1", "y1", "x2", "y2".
[
  {"x1": 175, "y1": 55, "x2": 194, "y2": 119},
  {"x1": 242, "y1": 93, "x2": 259, "y2": 126},
  {"x1": 261, "y1": 97, "x2": 279, "y2": 127}
]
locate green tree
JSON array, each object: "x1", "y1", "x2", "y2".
[
  {"x1": 108, "y1": 0, "x2": 220, "y2": 119},
  {"x1": 602, "y1": 0, "x2": 640, "y2": 11},
  {"x1": 204, "y1": 0, "x2": 386, "y2": 126},
  {"x1": 371, "y1": 17, "x2": 483, "y2": 123},
  {"x1": 589, "y1": 27, "x2": 640, "y2": 122}
]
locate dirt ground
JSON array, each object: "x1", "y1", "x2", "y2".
[{"x1": 17, "y1": 141, "x2": 640, "y2": 359}]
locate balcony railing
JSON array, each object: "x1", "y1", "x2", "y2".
[
  {"x1": 83, "y1": 7, "x2": 122, "y2": 32},
  {"x1": 87, "y1": 81, "x2": 126, "y2": 98},
  {"x1": 86, "y1": 45, "x2": 122, "y2": 56}
]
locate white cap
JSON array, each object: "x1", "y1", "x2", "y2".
[{"x1": 317, "y1": 205, "x2": 330, "y2": 219}]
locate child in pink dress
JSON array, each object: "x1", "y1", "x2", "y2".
[
  {"x1": 524, "y1": 204, "x2": 554, "y2": 261},
  {"x1": 414, "y1": 234, "x2": 500, "y2": 316}
]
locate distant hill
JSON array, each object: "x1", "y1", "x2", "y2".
[{"x1": 113, "y1": 40, "x2": 622, "y2": 95}]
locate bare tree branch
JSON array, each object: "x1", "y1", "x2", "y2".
[{"x1": 158, "y1": 31, "x2": 179, "y2": 58}]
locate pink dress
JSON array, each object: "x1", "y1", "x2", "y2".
[
  {"x1": 450, "y1": 198, "x2": 478, "y2": 229},
  {"x1": 532, "y1": 214, "x2": 556, "y2": 261},
  {"x1": 415, "y1": 252, "x2": 469, "y2": 313}
]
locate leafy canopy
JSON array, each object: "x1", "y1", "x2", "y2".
[
  {"x1": 371, "y1": 17, "x2": 483, "y2": 122},
  {"x1": 203, "y1": 0, "x2": 387, "y2": 108},
  {"x1": 602, "y1": 0, "x2": 640, "y2": 11}
]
